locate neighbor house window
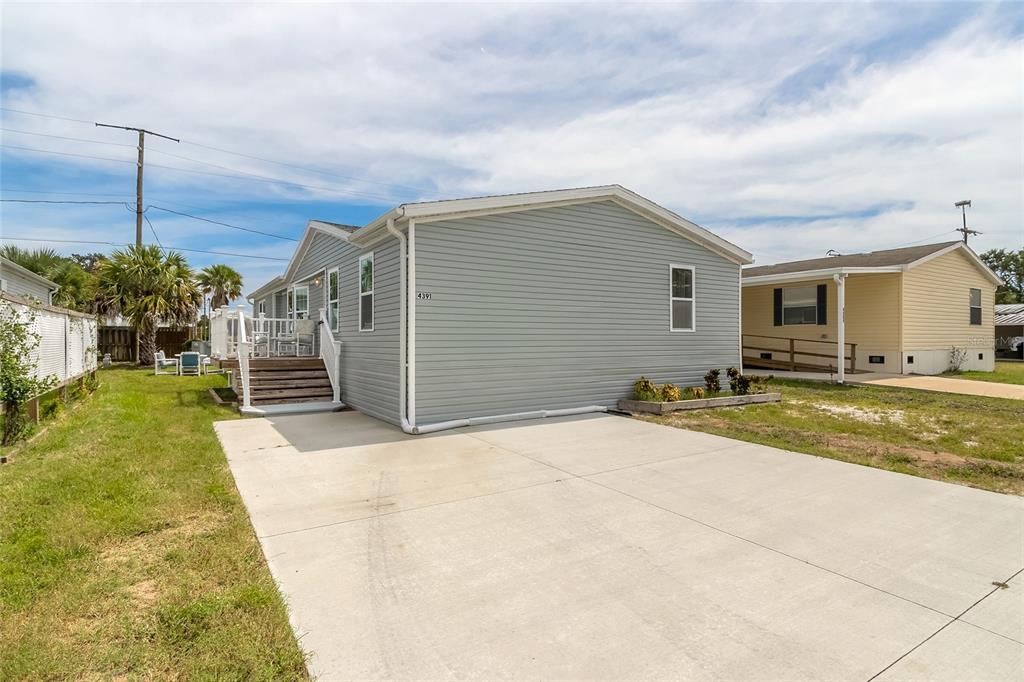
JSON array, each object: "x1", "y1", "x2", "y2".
[
  {"x1": 292, "y1": 285, "x2": 309, "y2": 320},
  {"x1": 359, "y1": 252, "x2": 374, "y2": 331},
  {"x1": 670, "y1": 265, "x2": 695, "y2": 331},
  {"x1": 328, "y1": 268, "x2": 339, "y2": 331},
  {"x1": 258, "y1": 301, "x2": 265, "y2": 315},
  {"x1": 969, "y1": 288, "x2": 982, "y2": 325},
  {"x1": 782, "y1": 286, "x2": 818, "y2": 325}
]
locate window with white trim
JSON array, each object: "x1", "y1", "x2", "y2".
[
  {"x1": 293, "y1": 285, "x2": 309, "y2": 320},
  {"x1": 359, "y1": 252, "x2": 374, "y2": 331},
  {"x1": 969, "y1": 288, "x2": 982, "y2": 325},
  {"x1": 782, "y1": 286, "x2": 818, "y2": 325},
  {"x1": 670, "y1": 266, "x2": 694, "y2": 331},
  {"x1": 258, "y1": 300, "x2": 265, "y2": 315},
  {"x1": 328, "y1": 268, "x2": 339, "y2": 331}
]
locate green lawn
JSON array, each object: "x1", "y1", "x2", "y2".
[
  {"x1": 0, "y1": 369, "x2": 307, "y2": 679},
  {"x1": 639, "y1": 379, "x2": 1024, "y2": 495},
  {"x1": 944, "y1": 360, "x2": 1024, "y2": 385}
]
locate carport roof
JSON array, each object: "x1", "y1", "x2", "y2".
[{"x1": 996, "y1": 303, "x2": 1024, "y2": 325}]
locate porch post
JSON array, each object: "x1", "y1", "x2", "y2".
[{"x1": 834, "y1": 273, "x2": 846, "y2": 384}]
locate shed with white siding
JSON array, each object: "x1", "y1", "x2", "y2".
[
  {"x1": 0, "y1": 256, "x2": 59, "y2": 304},
  {"x1": 246, "y1": 185, "x2": 752, "y2": 433}
]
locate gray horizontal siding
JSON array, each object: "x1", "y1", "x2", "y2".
[
  {"x1": 287, "y1": 231, "x2": 401, "y2": 424},
  {"x1": 414, "y1": 200, "x2": 741, "y2": 425}
]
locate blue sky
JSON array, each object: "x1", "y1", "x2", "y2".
[{"x1": 1, "y1": 3, "x2": 1021, "y2": 303}]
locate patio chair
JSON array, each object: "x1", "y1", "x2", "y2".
[
  {"x1": 154, "y1": 350, "x2": 178, "y2": 375},
  {"x1": 179, "y1": 351, "x2": 202, "y2": 376},
  {"x1": 295, "y1": 319, "x2": 316, "y2": 357}
]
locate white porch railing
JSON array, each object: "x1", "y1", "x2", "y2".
[
  {"x1": 319, "y1": 308, "x2": 343, "y2": 403},
  {"x1": 236, "y1": 305, "x2": 252, "y2": 409},
  {"x1": 209, "y1": 307, "x2": 313, "y2": 359}
]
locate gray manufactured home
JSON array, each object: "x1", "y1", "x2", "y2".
[{"x1": 240, "y1": 185, "x2": 752, "y2": 433}]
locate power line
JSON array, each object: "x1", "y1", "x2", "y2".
[
  {"x1": 0, "y1": 236, "x2": 290, "y2": 261},
  {"x1": 1, "y1": 198, "x2": 130, "y2": 206},
  {"x1": 1, "y1": 197, "x2": 299, "y2": 242},
  {"x1": 147, "y1": 205, "x2": 298, "y2": 241},
  {"x1": 1, "y1": 143, "x2": 134, "y2": 165},
  {"x1": 0, "y1": 107, "x2": 94, "y2": 125},
  {"x1": 0, "y1": 187, "x2": 134, "y2": 198},
  {"x1": 0, "y1": 127, "x2": 136, "y2": 148},
  {"x1": 1, "y1": 105, "x2": 427, "y2": 196},
  {"x1": 3, "y1": 142, "x2": 396, "y2": 201},
  {"x1": 143, "y1": 214, "x2": 165, "y2": 251}
]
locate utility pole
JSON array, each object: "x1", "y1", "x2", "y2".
[
  {"x1": 95, "y1": 123, "x2": 180, "y2": 246},
  {"x1": 954, "y1": 199, "x2": 981, "y2": 244}
]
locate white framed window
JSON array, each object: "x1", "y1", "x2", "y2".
[
  {"x1": 782, "y1": 286, "x2": 818, "y2": 325},
  {"x1": 328, "y1": 267, "x2": 340, "y2": 331},
  {"x1": 669, "y1": 265, "x2": 695, "y2": 332},
  {"x1": 257, "y1": 300, "x2": 265, "y2": 315},
  {"x1": 359, "y1": 253, "x2": 374, "y2": 331},
  {"x1": 969, "y1": 288, "x2": 982, "y2": 325},
  {"x1": 292, "y1": 285, "x2": 309, "y2": 320}
]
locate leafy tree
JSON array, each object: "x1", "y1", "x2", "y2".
[
  {"x1": 980, "y1": 248, "x2": 1023, "y2": 304},
  {"x1": 197, "y1": 264, "x2": 244, "y2": 310},
  {"x1": 70, "y1": 252, "x2": 108, "y2": 272},
  {"x1": 0, "y1": 245, "x2": 98, "y2": 312},
  {"x1": 97, "y1": 246, "x2": 201, "y2": 365},
  {"x1": 0, "y1": 303, "x2": 55, "y2": 444}
]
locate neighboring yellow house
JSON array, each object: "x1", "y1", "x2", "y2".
[{"x1": 741, "y1": 242, "x2": 1001, "y2": 378}]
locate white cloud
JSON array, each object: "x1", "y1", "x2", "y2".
[{"x1": 1, "y1": 0, "x2": 1021, "y2": 296}]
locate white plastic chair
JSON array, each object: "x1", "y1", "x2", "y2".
[{"x1": 154, "y1": 350, "x2": 178, "y2": 375}]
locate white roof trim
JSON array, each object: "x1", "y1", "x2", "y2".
[
  {"x1": 351, "y1": 185, "x2": 753, "y2": 265},
  {"x1": 742, "y1": 266, "x2": 904, "y2": 286},
  {"x1": 0, "y1": 256, "x2": 59, "y2": 292},
  {"x1": 246, "y1": 220, "x2": 351, "y2": 300}
]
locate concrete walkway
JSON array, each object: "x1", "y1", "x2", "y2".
[
  {"x1": 748, "y1": 368, "x2": 1024, "y2": 400},
  {"x1": 215, "y1": 412, "x2": 1023, "y2": 681},
  {"x1": 858, "y1": 374, "x2": 1024, "y2": 400}
]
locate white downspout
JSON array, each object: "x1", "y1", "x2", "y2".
[
  {"x1": 834, "y1": 273, "x2": 846, "y2": 384},
  {"x1": 385, "y1": 216, "x2": 415, "y2": 434},
  {"x1": 407, "y1": 219, "x2": 417, "y2": 428}
]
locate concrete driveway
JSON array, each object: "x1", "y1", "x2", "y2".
[{"x1": 214, "y1": 412, "x2": 1023, "y2": 681}]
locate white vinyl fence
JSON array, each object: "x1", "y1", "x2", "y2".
[{"x1": 2, "y1": 292, "x2": 98, "y2": 389}]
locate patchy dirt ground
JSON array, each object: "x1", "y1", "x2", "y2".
[{"x1": 641, "y1": 379, "x2": 1024, "y2": 495}]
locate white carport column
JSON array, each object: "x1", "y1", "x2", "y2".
[{"x1": 834, "y1": 273, "x2": 846, "y2": 384}]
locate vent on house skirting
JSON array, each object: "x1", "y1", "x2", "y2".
[
  {"x1": 869, "y1": 355, "x2": 885, "y2": 364},
  {"x1": 907, "y1": 355, "x2": 914, "y2": 364},
  {"x1": 978, "y1": 353, "x2": 984, "y2": 360},
  {"x1": 760, "y1": 352, "x2": 772, "y2": 360}
]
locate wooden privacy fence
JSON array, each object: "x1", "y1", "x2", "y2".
[{"x1": 98, "y1": 327, "x2": 193, "y2": 362}]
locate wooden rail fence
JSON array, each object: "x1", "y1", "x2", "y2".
[{"x1": 742, "y1": 334, "x2": 857, "y2": 373}]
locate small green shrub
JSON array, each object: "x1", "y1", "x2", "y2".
[
  {"x1": 633, "y1": 376, "x2": 658, "y2": 401},
  {"x1": 727, "y1": 367, "x2": 753, "y2": 395},
  {"x1": 704, "y1": 369, "x2": 721, "y2": 394},
  {"x1": 660, "y1": 383, "x2": 681, "y2": 402}
]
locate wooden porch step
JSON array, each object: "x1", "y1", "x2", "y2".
[
  {"x1": 248, "y1": 370, "x2": 330, "y2": 380},
  {"x1": 252, "y1": 395, "x2": 338, "y2": 406},
  {"x1": 251, "y1": 379, "x2": 332, "y2": 390},
  {"x1": 250, "y1": 386, "x2": 334, "y2": 400}
]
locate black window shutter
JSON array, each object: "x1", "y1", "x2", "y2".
[
  {"x1": 773, "y1": 288, "x2": 783, "y2": 326},
  {"x1": 816, "y1": 284, "x2": 828, "y2": 325}
]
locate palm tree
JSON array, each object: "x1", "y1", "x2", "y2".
[
  {"x1": 0, "y1": 245, "x2": 97, "y2": 310},
  {"x1": 97, "y1": 245, "x2": 201, "y2": 365},
  {"x1": 197, "y1": 264, "x2": 244, "y2": 311}
]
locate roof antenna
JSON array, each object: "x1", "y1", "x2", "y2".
[
  {"x1": 954, "y1": 200, "x2": 981, "y2": 244},
  {"x1": 826, "y1": 249, "x2": 842, "y2": 257}
]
